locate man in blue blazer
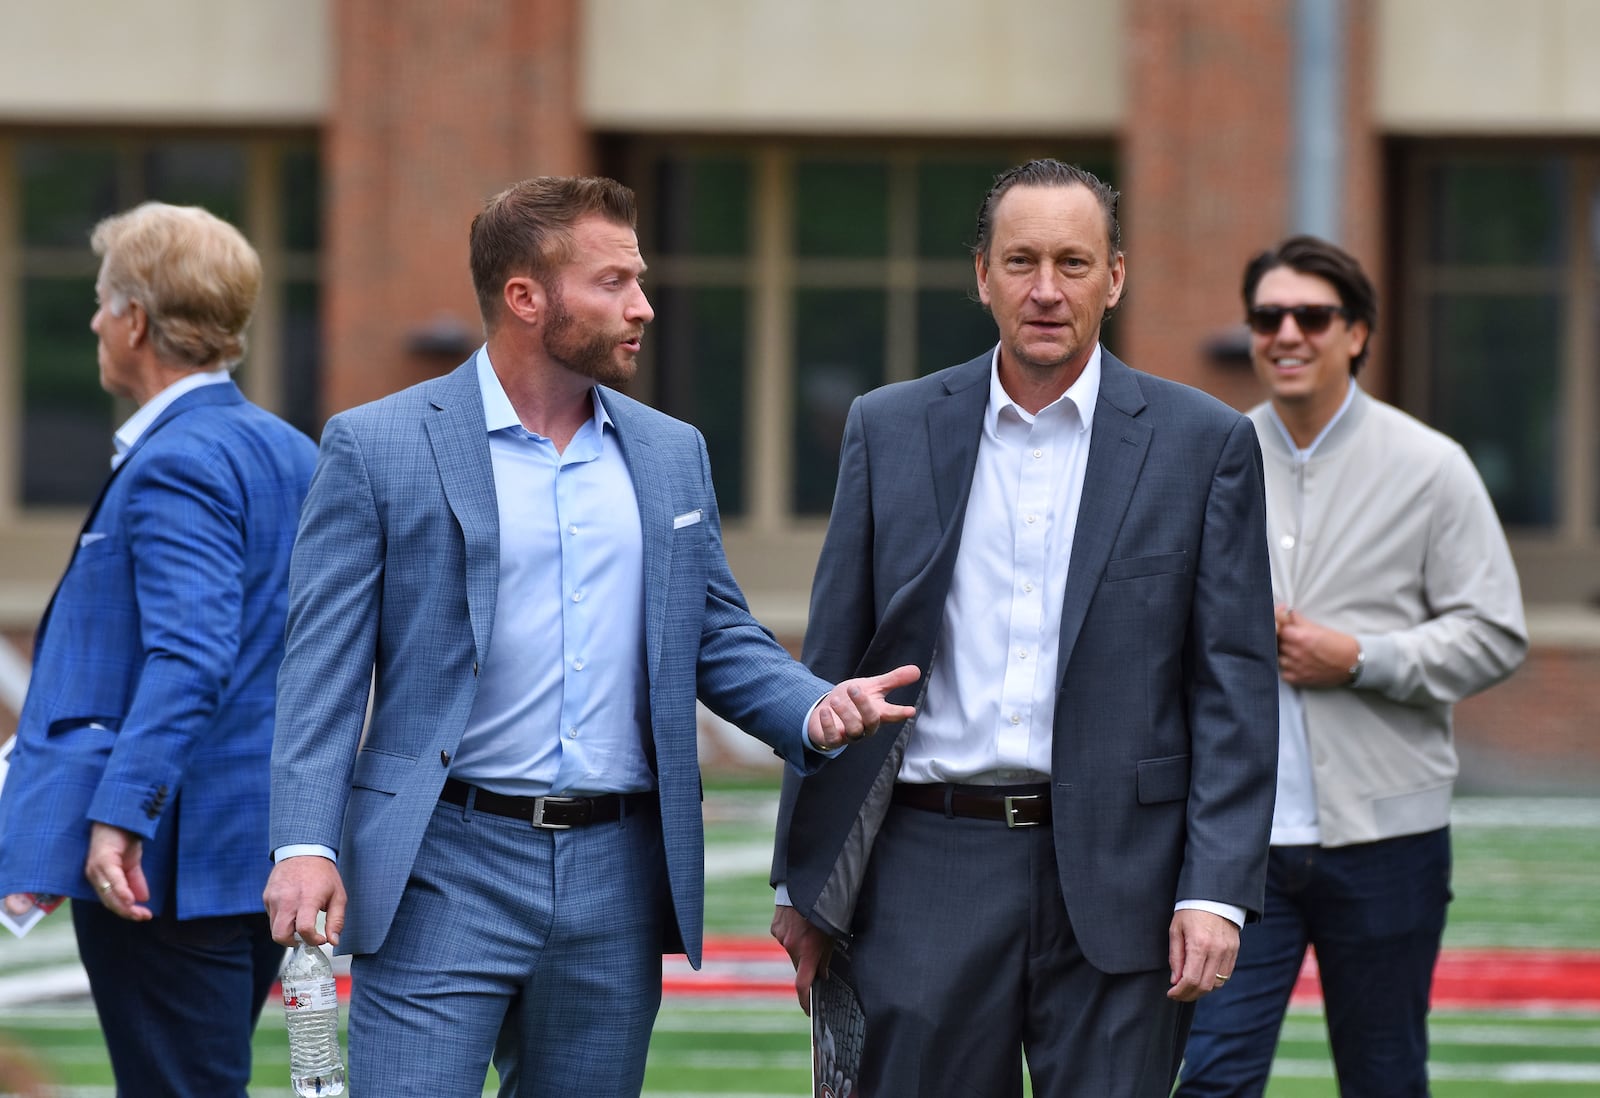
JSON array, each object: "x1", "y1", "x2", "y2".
[
  {"x1": 263, "y1": 175, "x2": 917, "y2": 1097},
  {"x1": 0, "y1": 203, "x2": 317, "y2": 1097},
  {"x1": 770, "y1": 161, "x2": 1280, "y2": 1096}
]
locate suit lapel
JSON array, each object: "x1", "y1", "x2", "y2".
[
  {"x1": 422, "y1": 362, "x2": 500, "y2": 662},
  {"x1": 598, "y1": 389, "x2": 670, "y2": 681},
  {"x1": 1056, "y1": 353, "x2": 1151, "y2": 676},
  {"x1": 927, "y1": 355, "x2": 991, "y2": 530}
]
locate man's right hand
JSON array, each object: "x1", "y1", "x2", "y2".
[
  {"x1": 263, "y1": 855, "x2": 347, "y2": 948},
  {"x1": 770, "y1": 904, "x2": 834, "y2": 1016}
]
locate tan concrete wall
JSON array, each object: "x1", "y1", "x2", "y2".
[
  {"x1": 0, "y1": 0, "x2": 330, "y2": 123},
  {"x1": 581, "y1": 0, "x2": 1124, "y2": 134},
  {"x1": 1377, "y1": 0, "x2": 1600, "y2": 132}
]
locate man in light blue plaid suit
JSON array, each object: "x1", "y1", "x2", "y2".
[
  {"x1": 0, "y1": 203, "x2": 317, "y2": 1097},
  {"x1": 263, "y1": 175, "x2": 919, "y2": 1097}
]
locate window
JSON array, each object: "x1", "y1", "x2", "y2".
[
  {"x1": 1398, "y1": 145, "x2": 1600, "y2": 602},
  {"x1": 1400, "y1": 149, "x2": 1599, "y2": 531},
  {"x1": 615, "y1": 142, "x2": 1116, "y2": 525},
  {"x1": 6, "y1": 134, "x2": 321, "y2": 508}
]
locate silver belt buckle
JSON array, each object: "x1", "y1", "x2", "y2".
[
  {"x1": 530, "y1": 796, "x2": 575, "y2": 830},
  {"x1": 1003, "y1": 794, "x2": 1042, "y2": 829}
]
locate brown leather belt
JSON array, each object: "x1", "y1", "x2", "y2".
[
  {"x1": 891, "y1": 782, "x2": 1051, "y2": 828},
  {"x1": 440, "y1": 778, "x2": 654, "y2": 830}
]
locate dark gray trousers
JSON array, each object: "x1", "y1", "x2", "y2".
[{"x1": 847, "y1": 800, "x2": 1193, "y2": 1098}]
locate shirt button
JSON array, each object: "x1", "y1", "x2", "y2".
[
  {"x1": 568, "y1": 524, "x2": 578, "y2": 535},
  {"x1": 1032, "y1": 448, "x2": 1043, "y2": 459},
  {"x1": 1010, "y1": 712, "x2": 1022, "y2": 725},
  {"x1": 1023, "y1": 582, "x2": 1034, "y2": 593},
  {"x1": 572, "y1": 590, "x2": 584, "y2": 602},
  {"x1": 573, "y1": 658, "x2": 584, "y2": 670},
  {"x1": 1017, "y1": 648, "x2": 1029, "y2": 660},
  {"x1": 1024, "y1": 514, "x2": 1037, "y2": 525},
  {"x1": 1280, "y1": 534, "x2": 1296, "y2": 550},
  {"x1": 568, "y1": 727, "x2": 579, "y2": 739}
]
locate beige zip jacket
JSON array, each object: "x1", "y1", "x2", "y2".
[{"x1": 1250, "y1": 387, "x2": 1527, "y2": 847}]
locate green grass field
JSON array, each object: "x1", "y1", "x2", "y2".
[{"x1": 1, "y1": 790, "x2": 1595, "y2": 1096}]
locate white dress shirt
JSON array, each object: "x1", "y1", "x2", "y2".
[{"x1": 901, "y1": 348, "x2": 1097, "y2": 784}]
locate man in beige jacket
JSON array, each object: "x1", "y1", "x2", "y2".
[{"x1": 1176, "y1": 235, "x2": 1527, "y2": 1097}]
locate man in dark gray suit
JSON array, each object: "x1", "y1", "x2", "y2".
[{"x1": 770, "y1": 160, "x2": 1280, "y2": 1097}]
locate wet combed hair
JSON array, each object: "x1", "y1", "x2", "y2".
[
  {"x1": 1242, "y1": 234, "x2": 1378, "y2": 373},
  {"x1": 91, "y1": 202, "x2": 262, "y2": 371},
  {"x1": 469, "y1": 176, "x2": 638, "y2": 330},
  {"x1": 971, "y1": 159, "x2": 1122, "y2": 261}
]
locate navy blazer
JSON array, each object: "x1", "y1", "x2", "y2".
[
  {"x1": 774, "y1": 349, "x2": 1280, "y2": 973},
  {"x1": 0, "y1": 382, "x2": 316, "y2": 917}
]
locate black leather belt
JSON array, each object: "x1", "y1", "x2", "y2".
[
  {"x1": 891, "y1": 782, "x2": 1051, "y2": 828},
  {"x1": 440, "y1": 778, "x2": 654, "y2": 830}
]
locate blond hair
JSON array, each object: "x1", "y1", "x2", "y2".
[{"x1": 91, "y1": 202, "x2": 262, "y2": 371}]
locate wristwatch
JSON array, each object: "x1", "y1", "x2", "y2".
[{"x1": 1347, "y1": 647, "x2": 1366, "y2": 685}]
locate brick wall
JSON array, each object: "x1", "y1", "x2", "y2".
[
  {"x1": 1120, "y1": 0, "x2": 1387, "y2": 410},
  {"x1": 324, "y1": 0, "x2": 589, "y2": 417},
  {"x1": 1455, "y1": 649, "x2": 1600, "y2": 795}
]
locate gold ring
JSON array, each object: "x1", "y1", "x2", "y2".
[
  {"x1": 1215, "y1": 973, "x2": 1230, "y2": 984},
  {"x1": 97, "y1": 880, "x2": 113, "y2": 892}
]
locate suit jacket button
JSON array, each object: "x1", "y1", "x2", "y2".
[{"x1": 441, "y1": 750, "x2": 451, "y2": 767}]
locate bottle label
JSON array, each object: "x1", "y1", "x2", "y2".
[{"x1": 282, "y1": 975, "x2": 338, "y2": 1012}]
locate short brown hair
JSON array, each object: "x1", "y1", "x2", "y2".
[
  {"x1": 92, "y1": 202, "x2": 262, "y2": 371},
  {"x1": 469, "y1": 176, "x2": 638, "y2": 330},
  {"x1": 1242, "y1": 235, "x2": 1378, "y2": 373}
]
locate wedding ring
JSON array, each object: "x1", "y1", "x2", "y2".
[{"x1": 1214, "y1": 973, "x2": 1230, "y2": 984}]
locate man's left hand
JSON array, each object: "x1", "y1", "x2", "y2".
[
  {"x1": 808, "y1": 664, "x2": 921, "y2": 750},
  {"x1": 85, "y1": 822, "x2": 153, "y2": 922},
  {"x1": 1167, "y1": 909, "x2": 1239, "y2": 1002},
  {"x1": 1275, "y1": 607, "x2": 1362, "y2": 689}
]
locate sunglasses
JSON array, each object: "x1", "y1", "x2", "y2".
[{"x1": 1246, "y1": 304, "x2": 1350, "y2": 337}]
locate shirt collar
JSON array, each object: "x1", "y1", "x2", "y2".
[
  {"x1": 1267, "y1": 377, "x2": 1357, "y2": 460},
  {"x1": 474, "y1": 345, "x2": 612, "y2": 437},
  {"x1": 112, "y1": 369, "x2": 232, "y2": 468},
  {"x1": 984, "y1": 342, "x2": 1102, "y2": 439}
]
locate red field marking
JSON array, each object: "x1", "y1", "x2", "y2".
[
  {"x1": 280, "y1": 940, "x2": 1600, "y2": 1010},
  {"x1": 1292, "y1": 948, "x2": 1600, "y2": 1010},
  {"x1": 656, "y1": 937, "x2": 1600, "y2": 1009}
]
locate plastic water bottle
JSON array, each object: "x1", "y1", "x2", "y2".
[{"x1": 281, "y1": 934, "x2": 346, "y2": 1096}]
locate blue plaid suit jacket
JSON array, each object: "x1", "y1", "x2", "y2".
[
  {"x1": 269, "y1": 359, "x2": 832, "y2": 966},
  {"x1": 0, "y1": 382, "x2": 317, "y2": 917}
]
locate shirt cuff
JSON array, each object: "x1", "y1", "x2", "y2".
[
  {"x1": 774, "y1": 882, "x2": 792, "y2": 906},
  {"x1": 1175, "y1": 899, "x2": 1245, "y2": 928},
  {"x1": 274, "y1": 843, "x2": 338, "y2": 864},
  {"x1": 1351, "y1": 632, "x2": 1395, "y2": 693},
  {"x1": 802, "y1": 694, "x2": 847, "y2": 757}
]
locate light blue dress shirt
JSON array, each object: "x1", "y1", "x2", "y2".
[{"x1": 449, "y1": 348, "x2": 653, "y2": 796}]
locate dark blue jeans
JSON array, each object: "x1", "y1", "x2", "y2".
[{"x1": 1176, "y1": 828, "x2": 1451, "y2": 1097}]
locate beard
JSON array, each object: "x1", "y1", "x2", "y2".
[{"x1": 542, "y1": 281, "x2": 639, "y2": 387}]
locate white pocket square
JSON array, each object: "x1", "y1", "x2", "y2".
[
  {"x1": 673, "y1": 509, "x2": 703, "y2": 529},
  {"x1": 79, "y1": 532, "x2": 108, "y2": 548}
]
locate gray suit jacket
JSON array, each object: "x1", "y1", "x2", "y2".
[
  {"x1": 270, "y1": 359, "x2": 832, "y2": 965},
  {"x1": 774, "y1": 349, "x2": 1279, "y2": 973}
]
